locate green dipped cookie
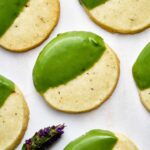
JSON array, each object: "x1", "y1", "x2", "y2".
[
  {"x1": 80, "y1": 0, "x2": 150, "y2": 34},
  {"x1": 64, "y1": 129, "x2": 138, "y2": 150},
  {"x1": 0, "y1": 0, "x2": 60, "y2": 52},
  {"x1": 133, "y1": 43, "x2": 150, "y2": 112},
  {"x1": 33, "y1": 31, "x2": 120, "y2": 113},
  {"x1": 0, "y1": 75, "x2": 29, "y2": 150}
]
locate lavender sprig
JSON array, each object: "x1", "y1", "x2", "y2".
[{"x1": 22, "y1": 124, "x2": 65, "y2": 150}]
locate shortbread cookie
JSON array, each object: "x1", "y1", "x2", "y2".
[
  {"x1": 64, "y1": 129, "x2": 138, "y2": 150},
  {"x1": 133, "y1": 43, "x2": 150, "y2": 112},
  {"x1": 80, "y1": 0, "x2": 150, "y2": 34},
  {"x1": 0, "y1": 0, "x2": 60, "y2": 52},
  {"x1": 33, "y1": 31, "x2": 120, "y2": 113},
  {"x1": 0, "y1": 75, "x2": 29, "y2": 150}
]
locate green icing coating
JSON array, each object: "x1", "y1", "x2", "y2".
[
  {"x1": 33, "y1": 31, "x2": 106, "y2": 93},
  {"x1": 0, "y1": 0, "x2": 29, "y2": 37},
  {"x1": 0, "y1": 75, "x2": 15, "y2": 107},
  {"x1": 64, "y1": 129, "x2": 118, "y2": 150},
  {"x1": 80, "y1": 0, "x2": 109, "y2": 9},
  {"x1": 133, "y1": 43, "x2": 150, "y2": 90}
]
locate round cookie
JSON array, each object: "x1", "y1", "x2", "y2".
[
  {"x1": 64, "y1": 129, "x2": 138, "y2": 150},
  {"x1": 0, "y1": 75, "x2": 29, "y2": 150},
  {"x1": 0, "y1": 0, "x2": 60, "y2": 52},
  {"x1": 80, "y1": 0, "x2": 150, "y2": 34},
  {"x1": 33, "y1": 31, "x2": 120, "y2": 113},
  {"x1": 133, "y1": 43, "x2": 150, "y2": 112}
]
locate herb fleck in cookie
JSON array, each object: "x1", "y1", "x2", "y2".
[
  {"x1": 33, "y1": 31, "x2": 120, "y2": 113},
  {"x1": 0, "y1": 0, "x2": 60, "y2": 52},
  {"x1": 0, "y1": 75, "x2": 29, "y2": 150},
  {"x1": 80, "y1": 0, "x2": 150, "y2": 34}
]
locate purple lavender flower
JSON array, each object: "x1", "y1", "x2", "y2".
[
  {"x1": 25, "y1": 139, "x2": 31, "y2": 145},
  {"x1": 39, "y1": 127, "x2": 50, "y2": 137},
  {"x1": 22, "y1": 124, "x2": 65, "y2": 150}
]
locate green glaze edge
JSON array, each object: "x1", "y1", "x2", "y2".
[
  {"x1": 33, "y1": 31, "x2": 106, "y2": 93},
  {"x1": 64, "y1": 129, "x2": 118, "y2": 150},
  {"x1": 80, "y1": 0, "x2": 109, "y2": 10},
  {"x1": 133, "y1": 42, "x2": 150, "y2": 90},
  {"x1": 0, "y1": 75, "x2": 15, "y2": 107},
  {"x1": 0, "y1": 0, "x2": 29, "y2": 37}
]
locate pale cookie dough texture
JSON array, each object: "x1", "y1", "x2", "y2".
[
  {"x1": 114, "y1": 133, "x2": 138, "y2": 150},
  {"x1": 81, "y1": 0, "x2": 150, "y2": 34},
  {"x1": 0, "y1": 0, "x2": 60, "y2": 52},
  {"x1": 139, "y1": 89, "x2": 150, "y2": 112},
  {"x1": 44, "y1": 45, "x2": 120, "y2": 113},
  {"x1": 0, "y1": 87, "x2": 29, "y2": 150}
]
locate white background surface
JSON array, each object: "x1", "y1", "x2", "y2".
[{"x1": 0, "y1": 0, "x2": 150, "y2": 149}]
